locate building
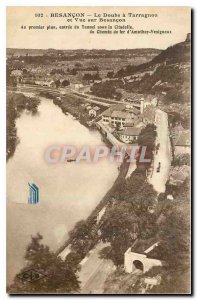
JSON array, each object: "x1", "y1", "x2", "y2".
[
  {"x1": 101, "y1": 103, "x2": 140, "y2": 129},
  {"x1": 89, "y1": 106, "x2": 100, "y2": 117},
  {"x1": 174, "y1": 129, "x2": 190, "y2": 155},
  {"x1": 96, "y1": 206, "x2": 106, "y2": 224},
  {"x1": 186, "y1": 33, "x2": 191, "y2": 42},
  {"x1": 144, "y1": 97, "x2": 158, "y2": 108},
  {"x1": 124, "y1": 239, "x2": 164, "y2": 274},
  {"x1": 80, "y1": 85, "x2": 91, "y2": 94},
  {"x1": 119, "y1": 127, "x2": 141, "y2": 144},
  {"x1": 35, "y1": 79, "x2": 55, "y2": 87},
  {"x1": 84, "y1": 103, "x2": 92, "y2": 111},
  {"x1": 58, "y1": 245, "x2": 71, "y2": 260},
  {"x1": 143, "y1": 275, "x2": 162, "y2": 292},
  {"x1": 70, "y1": 82, "x2": 84, "y2": 91}
]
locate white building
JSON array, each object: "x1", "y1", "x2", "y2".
[
  {"x1": 70, "y1": 82, "x2": 84, "y2": 90},
  {"x1": 174, "y1": 130, "x2": 190, "y2": 155},
  {"x1": 96, "y1": 206, "x2": 106, "y2": 224},
  {"x1": 89, "y1": 106, "x2": 100, "y2": 117},
  {"x1": 101, "y1": 103, "x2": 140, "y2": 129},
  {"x1": 119, "y1": 127, "x2": 141, "y2": 144},
  {"x1": 84, "y1": 103, "x2": 92, "y2": 111},
  {"x1": 35, "y1": 79, "x2": 55, "y2": 87},
  {"x1": 124, "y1": 240, "x2": 164, "y2": 274}
]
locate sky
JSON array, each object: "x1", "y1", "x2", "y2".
[{"x1": 7, "y1": 6, "x2": 191, "y2": 50}]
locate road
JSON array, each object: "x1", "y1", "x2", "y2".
[
  {"x1": 78, "y1": 242, "x2": 115, "y2": 294},
  {"x1": 149, "y1": 109, "x2": 171, "y2": 193}
]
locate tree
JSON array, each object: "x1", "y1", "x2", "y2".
[
  {"x1": 68, "y1": 220, "x2": 98, "y2": 257},
  {"x1": 62, "y1": 79, "x2": 70, "y2": 87},
  {"x1": 83, "y1": 73, "x2": 92, "y2": 83},
  {"x1": 69, "y1": 68, "x2": 77, "y2": 75},
  {"x1": 151, "y1": 180, "x2": 190, "y2": 293},
  {"x1": 8, "y1": 234, "x2": 80, "y2": 293},
  {"x1": 137, "y1": 124, "x2": 157, "y2": 164},
  {"x1": 75, "y1": 62, "x2": 82, "y2": 68},
  {"x1": 107, "y1": 71, "x2": 114, "y2": 78},
  {"x1": 55, "y1": 79, "x2": 61, "y2": 88},
  {"x1": 6, "y1": 65, "x2": 17, "y2": 87},
  {"x1": 99, "y1": 202, "x2": 139, "y2": 265}
]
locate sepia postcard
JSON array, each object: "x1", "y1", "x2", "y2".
[{"x1": 6, "y1": 6, "x2": 191, "y2": 294}]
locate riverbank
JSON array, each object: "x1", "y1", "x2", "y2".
[
  {"x1": 40, "y1": 90, "x2": 105, "y2": 129},
  {"x1": 6, "y1": 91, "x2": 40, "y2": 160},
  {"x1": 45, "y1": 91, "x2": 132, "y2": 259},
  {"x1": 56, "y1": 157, "x2": 130, "y2": 256}
]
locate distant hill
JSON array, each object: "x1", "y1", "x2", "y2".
[
  {"x1": 115, "y1": 34, "x2": 191, "y2": 77},
  {"x1": 6, "y1": 48, "x2": 161, "y2": 61}
]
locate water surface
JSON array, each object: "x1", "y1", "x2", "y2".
[{"x1": 7, "y1": 98, "x2": 119, "y2": 283}]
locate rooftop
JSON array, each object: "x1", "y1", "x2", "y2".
[
  {"x1": 120, "y1": 127, "x2": 141, "y2": 136},
  {"x1": 129, "y1": 237, "x2": 160, "y2": 259},
  {"x1": 102, "y1": 103, "x2": 140, "y2": 119},
  {"x1": 175, "y1": 130, "x2": 190, "y2": 147}
]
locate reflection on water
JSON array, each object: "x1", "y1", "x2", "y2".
[{"x1": 7, "y1": 98, "x2": 118, "y2": 283}]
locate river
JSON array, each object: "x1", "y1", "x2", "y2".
[{"x1": 7, "y1": 97, "x2": 119, "y2": 283}]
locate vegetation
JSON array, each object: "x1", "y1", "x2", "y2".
[
  {"x1": 7, "y1": 93, "x2": 40, "y2": 160},
  {"x1": 91, "y1": 80, "x2": 123, "y2": 99},
  {"x1": 107, "y1": 71, "x2": 114, "y2": 78},
  {"x1": 62, "y1": 79, "x2": 70, "y2": 87},
  {"x1": 8, "y1": 234, "x2": 80, "y2": 293},
  {"x1": 99, "y1": 169, "x2": 157, "y2": 265},
  {"x1": 115, "y1": 37, "x2": 190, "y2": 78},
  {"x1": 6, "y1": 65, "x2": 17, "y2": 87},
  {"x1": 68, "y1": 220, "x2": 99, "y2": 259},
  {"x1": 150, "y1": 178, "x2": 190, "y2": 293},
  {"x1": 57, "y1": 124, "x2": 157, "y2": 268},
  {"x1": 83, "y1": 72, "x2": 101, "y2": 83},
  {"x1": 95, "y1": 124, "x2": 157, "y2": 265},
  {"x1": 103, "y1": 267, "x2": 142, "y2": 294},
  {"x1": 137, "y1": 124, "x2": 157, "y2": 164},
  {"x1": 103, "y1": 177, "x2": 190, "y2": 294},
  {"x1": 172, "y1": 153, "x2": 190, "y2": 166},
  {"x1": 50, "y1": 68, "x2": 65, "y2": 75}
]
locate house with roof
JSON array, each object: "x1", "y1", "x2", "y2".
[
  {"x1": 124, "y1": 238, "x2": 164, "y2": 274},
  {"x1": 84, "y1": 103, "x2": 92, "y2": 111},
  {"x1": 89, "y1": 106, "x2": 101, "y2": 117},
  {"x1": 173, "y1": 129, "x2": 190, "y2": 155},
  {"x1": 70, "y1": 81, "x2": 84, "y2": 91},
  {"x1": 119, "y1": 127, "x2": 142, "y2": 144},
  {"x1": 101, "y1": 103, "x2": 140, "y2": 129}
]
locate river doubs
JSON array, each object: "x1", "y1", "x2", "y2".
[{"x1": 7, "y1": 97, "x2": 119, "y2": 283}]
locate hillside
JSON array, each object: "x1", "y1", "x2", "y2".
[
  {"x1": 103, "y1": 34, "x2": 191, "y2": 128},
  {"x1": 115, "y1": 33, "x2": 191, "y2": 77}
]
